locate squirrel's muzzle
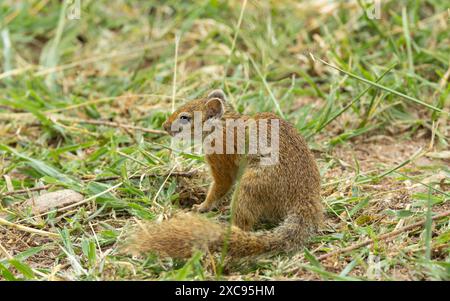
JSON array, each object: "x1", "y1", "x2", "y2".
[{"x1": 163, "y1": 121, "x2": 182, "y2": 136}]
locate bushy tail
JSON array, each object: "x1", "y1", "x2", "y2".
[{"x1": 122, "y1": 212, "x2": 319, "y2": 258}]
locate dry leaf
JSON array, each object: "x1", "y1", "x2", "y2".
[{"x1": 21, "y1": 189, "x2": 84, "y2": 214}]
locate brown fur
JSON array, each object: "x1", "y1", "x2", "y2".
[{"x1": 124, "y1": 89, "x2": 322, "y2": 258}]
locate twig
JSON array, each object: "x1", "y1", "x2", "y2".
[
  {"x1": 0, "y1": 113, "x2": 166, "y2": 135},
  {"x1": 0, "y1": 241, "x2": 13, "y2": 259},
  {"x1": 56, "y1": 117, "x2": 166, "y2": 135},
  {"x1": 80, "y1": 170, "x2": 196, "y2": 182},
  {"x1": 1, "y1": 171, "x2": 197, "y2": 197},
  {"x1": 0, "y1": 94, "x2": 179, "y2": 118},
  {"x1": 1, "y1": 185, "x2": 53, "y2": 196},
  {"x1": 0, "y1": 217, "x2": 59, "y2": 238},
  {"x1": 317, "y1": 210, "x2": 450, "y2": 261}
]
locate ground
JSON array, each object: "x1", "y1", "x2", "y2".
[{"x1": 0, "y1": 0, "x2": 449, "y2": 280}]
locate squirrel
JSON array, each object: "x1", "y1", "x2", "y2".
[{"x1": 123, "y1": 89, "x2": 322, "y2": 258}]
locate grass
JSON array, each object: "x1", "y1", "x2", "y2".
[{"x1": 0, "y1": 0, "x2": 449, "y2": 280}]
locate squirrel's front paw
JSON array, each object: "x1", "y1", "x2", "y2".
[{"x1": 192, "y1": 202, "x2": 212, "y2": 213}]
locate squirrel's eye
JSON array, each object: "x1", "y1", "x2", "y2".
[{"x1": 179, "y1": 115, "x2": 191, "y2": 123}]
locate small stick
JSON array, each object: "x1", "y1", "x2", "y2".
[
  {"x1": 1, "y1": 185, "x2": 53, "y2": 196},
  {"x1": 80, "y1": 170, "x2": 196, "y2": 181},
  {"x1": 0, "y1": 241, "x2": 13, "y2": 259},
  {"x1": 57, "y1": 116, "x2": 167, "y2": 135},
  {"x1": 0, "y1": 114, "x2": 166, "y2": 135},
  {"x1": 1, "y1": 171, "x2": 196, "y2": 196},
  {"x1": 317, "y1": 210, "x2": 450, "y2": 261},
  {"x1": 0, "y1": 217, "x2": 59, "y2": 238}
]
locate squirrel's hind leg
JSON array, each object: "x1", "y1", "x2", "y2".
[{"x1": 231, "y1": 191, "x2": 264, "y2": 231}]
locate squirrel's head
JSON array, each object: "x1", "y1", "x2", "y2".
[{"x1": 162, "y1": 89, "x2": 229, "y2": 137}]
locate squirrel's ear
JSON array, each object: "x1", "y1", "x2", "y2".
[
  {"x1": 205, "y1": 98, "x2": 224, "y2": 119},
  {"x1": 207, "y1": 89, "x2": 226, "y2": 102}
]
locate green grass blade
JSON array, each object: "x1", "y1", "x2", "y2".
[{"x1": 316, "y1": 57, "x2": 447, "y2": 114}]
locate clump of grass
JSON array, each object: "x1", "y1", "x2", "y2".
[{"x1": 0, "y1": 0, "x2": 448, "y2": 280}]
